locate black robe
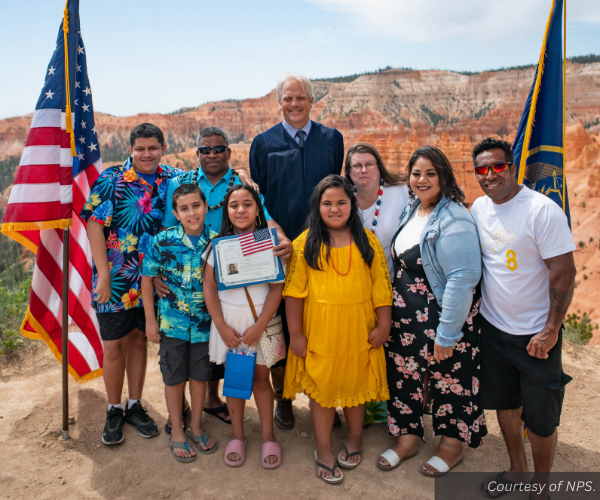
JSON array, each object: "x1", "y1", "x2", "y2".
[{"x1": 249, "y1": 121, "x2": 344, "y2": 241}]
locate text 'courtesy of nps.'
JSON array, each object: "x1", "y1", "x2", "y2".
[{"x1": 435, "y1": 472, "x2": 599, "y2": 499}]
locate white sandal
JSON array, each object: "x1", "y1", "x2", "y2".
[
  {"x1": 377, "y1": 448, "x2": 417, "y2": 471},
  {"x1": 421, "y1": 455, "x2": 463, "y2": 477}
]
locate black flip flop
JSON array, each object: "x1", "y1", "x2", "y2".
[
  {"x1": 164, "y1": 406, "x2": 191, "y2": 434},
  {"x1": 314, "y1": 450, "x2": 344, "y2": 484},
  {"x1": 203, "y1": 404, "x2": 231, "y2": 425},
  {"x1": 480, "y1": 471, "x2": 527, "y2": 499}
]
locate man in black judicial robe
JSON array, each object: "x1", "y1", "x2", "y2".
[{"x1": 249, "y1": 73, "x2": 344, "y2": 430}]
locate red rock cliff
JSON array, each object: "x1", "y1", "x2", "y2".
[{"x1": 1, "y1": 63, "x2": 600, "y2": 339}]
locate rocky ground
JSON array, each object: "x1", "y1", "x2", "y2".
[{"x1": 0, "y1": 340, "x2": 599, "y2": 500}]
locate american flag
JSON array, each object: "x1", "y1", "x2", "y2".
[
  {"x1": 1, "y1": 0, "x2": 103, "y2": 383},
  {"x1": 238, "y1": 228, "x2": 274, "y2": 256}
]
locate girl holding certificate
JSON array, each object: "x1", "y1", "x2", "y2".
[
  {"x1": 204, "y1": 185, "x2": 284, "y2": 470},
  {"x1": 283, "y1": 175, "x2": 392, "y2": 485}
]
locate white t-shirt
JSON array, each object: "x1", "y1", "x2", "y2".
[
  {"x1": 393, "y1": 209, "x2": 432, "y2": 257},
  {"x1": 358, "y1": 184, "x2": 410, "y2": 276},
  {"x1": 471, "y1": 186, "x2": 576, "y2": 335}
]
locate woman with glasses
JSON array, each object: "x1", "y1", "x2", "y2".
[
  {"x1": 344, "y1": 143, "x2": 410, "y2": 428},
  {"x1": 344, "y1": 143, "x2": 410, "y2": 277},
  {"x1": 377, "y1": 146, "x2": 486, "y2": 477}
]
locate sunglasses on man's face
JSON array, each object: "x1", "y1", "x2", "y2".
[
  {"x1": 198, "y1": 145, "x2": 228, "y2": 155},
  {"x1": 474, "y1": 162, "x2": 512, "y2": 176}
]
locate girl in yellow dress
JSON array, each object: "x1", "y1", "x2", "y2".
[{"x1": 283, "y1": 174, "x2": 392, "y2": 484}]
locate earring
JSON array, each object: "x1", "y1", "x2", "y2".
[{"x1": 257, "y1": 215, "x2": 262, "y2": 226}]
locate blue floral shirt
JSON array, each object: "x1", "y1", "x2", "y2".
[
  {"x1": 142, "y1": 224, "x2": 216, "y2": 343},
  {"x1": 80, "y1": 158, "x2": 182, "y2": 313}
]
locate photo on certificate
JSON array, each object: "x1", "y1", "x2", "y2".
[{"x1": 213, "y1": 228, "x2": 284, "y2": 290}]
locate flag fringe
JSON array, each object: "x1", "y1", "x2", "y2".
[
  {"x1": 1, "y1": 219, "x2": 73, "y2": 255},
  {"x1": 0, "y1": 228, "x2": 39, "y2": 254},
  {"x1": 20, "y1": 306, "x2": 103, "y2": 384},
  {"x1": 518, "y1": 0, "x2": 556, "y2": 184}
]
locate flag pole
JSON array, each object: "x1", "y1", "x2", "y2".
[
  {"x1": 62, "y1": 1, "x2": 72, "y2": 441},
  {"x1": 562, "y1": 0, "x2": 567, "y2": 211},
  {"x1": 62, "y1": 228, "x2": 70, "y2": 440}
]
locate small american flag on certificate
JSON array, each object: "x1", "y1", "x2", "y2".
[{"x1": 239, "y1": 228, "x2": 274, "y2": 256}]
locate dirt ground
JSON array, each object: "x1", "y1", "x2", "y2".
[{"x1": 1, "y1": 341, "x2": 599, "y2": 500}]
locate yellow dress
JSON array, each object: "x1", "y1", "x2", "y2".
[{"x1": 283, "y1": 229, "x2": 392, "y2": 408}]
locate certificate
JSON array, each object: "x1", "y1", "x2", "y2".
[{"x1": 213, "y1": 228, "x2": 285, "y2": 290}]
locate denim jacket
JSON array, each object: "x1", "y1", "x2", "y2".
[{"x1": 392, "y1": 194, "x2": 481, "y2": 348}]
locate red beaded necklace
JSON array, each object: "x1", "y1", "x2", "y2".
[{"x1": 330, "y1": 232, "x2": 352, "y2": 276}]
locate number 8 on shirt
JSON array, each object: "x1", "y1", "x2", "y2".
[{"x1": 506, "y1": 250, "x2": 517, "y2": 271}]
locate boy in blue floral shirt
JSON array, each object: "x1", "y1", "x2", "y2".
[
  {"x1": 142, "y1": 183, "x2": 218, "y2": 461},
  {"x1": 81, "y1": 123, "x2": 181, "y2": 446}
]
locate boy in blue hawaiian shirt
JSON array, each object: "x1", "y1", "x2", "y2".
[
  {"x1": 141, "y1": 183, "x2": 218, "y2": 461},
  {"x1": 81, "y1": 123, "x2": 182, "y2": 446}
]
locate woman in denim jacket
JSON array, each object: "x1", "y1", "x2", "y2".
[{"x1": 377, "y1": 147, "x2": 487, "y2": 476}]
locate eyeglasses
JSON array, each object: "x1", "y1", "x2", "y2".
[
  {"x1": 350, "y1": 161, "x2": 378, "y2": 171},
  {"x1": 198, "y1": 145, "x2": 228, "y2": 155},
  {"x1": 474, "y1": 162, "x2": 512, "y2": 176}
]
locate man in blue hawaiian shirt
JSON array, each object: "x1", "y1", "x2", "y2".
[{"x1": 81, "y1": 123, "x2": 182, "y2": 446}]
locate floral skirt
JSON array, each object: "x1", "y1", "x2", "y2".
[{"x1": 385, "y1": 244, "x2": 487, "y2": 449}]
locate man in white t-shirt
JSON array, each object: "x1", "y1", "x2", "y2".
[{"x1": 470, "y1": 138, "x2": 576, "y2": 498}]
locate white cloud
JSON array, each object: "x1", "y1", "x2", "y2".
[{"x1": 304, "y1": 0, "x2": 600, "y2": 43}]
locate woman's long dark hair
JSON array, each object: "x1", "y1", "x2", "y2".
[
  {"x1": 204, "y1": 184, "x2": 269, "y2": 272},
  {"x1": 304, "y1": 175, "x2": 374, "y2": 270},
  {"x1": 407, "y1": 146, "x2": 465, "y2": 204}
]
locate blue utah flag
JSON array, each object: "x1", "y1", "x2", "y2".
[{"x1": 513, "y1": 0, "x2": 570, "y2": 225}]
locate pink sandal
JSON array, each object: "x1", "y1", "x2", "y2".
[
  {"x1": 224, "y1": 438, "x2": 247, "y2": 467},
  {"x1": 261, "y1": 441, "x2": 282, "y2": 469}
]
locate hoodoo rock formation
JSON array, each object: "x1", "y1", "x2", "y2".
[{"x1": 1, "y1": 62, "x2": 599, "y2": 339}]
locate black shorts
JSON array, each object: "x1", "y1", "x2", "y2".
[
  {"x1": 159, "y1": 336, "x2": 213, "y2": 386},
  {"x1": 97, "y1": 308, "x2": 146, "y2": 341},
  {"x1": 478, "y1": 314, "x2": 572, "y2": 437}
]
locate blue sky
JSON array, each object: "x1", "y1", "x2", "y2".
[{"x1": 1, "y1": 0, "x2": 599, "y2": 120}]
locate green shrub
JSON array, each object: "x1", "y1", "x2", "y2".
[
  {"x1": 564, "y1": 312, "x2": 598, "y2": 345},
  {"x1": 1, "y1": 330, "x2": 21, "y2": 355},
  {"x1": 0, "y1": 156, "x2": 20, "y2": 192},
  {"x1": 0, "y1": 276, "x2": 31, "y2": 355}
]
